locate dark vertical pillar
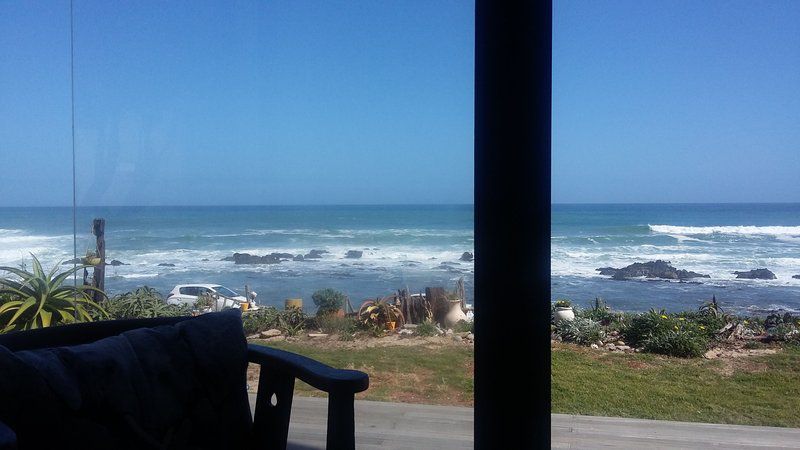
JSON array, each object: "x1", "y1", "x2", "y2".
[
  {"x1": 92, "y1": 218, "x2": 105, "y2": 302},
  {"x1": 474, "y1": 0, "x2": 552, "y2": 448}
]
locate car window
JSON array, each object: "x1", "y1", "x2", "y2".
[{"x1": 180, "y1": 287, "x2": 197, "y2": 296}]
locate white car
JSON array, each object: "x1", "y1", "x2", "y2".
[{"x1": 166, "y1": 284, "x2": 259, "y2": 312}]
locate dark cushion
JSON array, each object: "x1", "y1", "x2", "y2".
[{"x1": 0, "y1": 310, "x2": 252, "y2": 450}]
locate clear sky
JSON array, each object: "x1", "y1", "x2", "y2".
[
  {"x1": 0, "y1": 0, "x2": 474, "y2": 206},
  {"x1": 1, "y1": 1, "x2": 798, "y2": 206},
  {"x1": 553, "y1": 0, "x2": 800, "y2": 203}
]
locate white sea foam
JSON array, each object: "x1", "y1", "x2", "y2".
[{"x1": 650, "y1": 224, "x2": 800, "y2": 238}]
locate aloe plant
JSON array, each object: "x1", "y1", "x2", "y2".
[{"x1": 0, "y1": 254, "x2": 108, "y2": 332}]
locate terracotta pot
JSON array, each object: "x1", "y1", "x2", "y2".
[
  {"x1": 386, "y1": 321, "x2": 396, "y2": 331},
  {"x1": 240, "y1": 302, "x2": 250, "y2": 312}
]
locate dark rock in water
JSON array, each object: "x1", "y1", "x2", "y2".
[
  {"x1": 345, "y1": 250, "x2": 363, "y2": 259},
  {"x1": 201, "y1": 258, "x2": 209, "y2": 261},
  {"x1": 108, "y1": 259, "x2": 127, "y2": 266},
  {"x1": 222, "y1": 255, "x2": 235, "y2": 261},
  {"x1": 158, "y1": 263, "x2": 175, "y2": 267},
  {"x1": 459, "y1": 252, "x2": 474, "y2": 262},
  {"x1": 293, "y1": 255, "x2": 304, "y2": 261},
  {"x1": 733, "y1": 268, "x2": 776, "y2": 280},
  {"x1": 232, "y1": 253, "x2": 262, "y2": 264},
  {"x1": 596, "y1": 267, "x2": 617, "y2": 276},
  {"x1": 269, "y1": 252, "x2": 294, "y2": 260},
  {"x1": 793, "y1": 275, "x2": 800, "y2": 280},
  {"x1": 304, "y1": 249, "x2": 328, "y2": 259},
  {"x1": 229, "y1": 252, "x2": 282, "y2": 264},
  {"x1": 261, "y1": 254, "x2": 281, "y2": 264},
  {"x1": 63, "y1": 258, "x2": 82, "y2": 265},
  {"x1": 596, "y1": 260, "x2": 710, "y2": 281}
]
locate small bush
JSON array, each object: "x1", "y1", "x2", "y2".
[
  {"x1": 554, "y1": 299, "x2": 571, "y2": 308},
  {"x1": 415, "y1": 320, "x2": 439, "y2": 337},
  {"x1": 242, "y1": 307, "x2": 279, "y2": 335},
  {"x1": 106, "y1": 286, "x2": 189, "y2": 319},
  {"x1": 312, "y1": 288, "x2": 346, "y2": 316},
  {"x1": 452, "y1": 320, "x2": 473, "y2": 333},
  {"x1": 622, "y1": 309, "x2": 709, "y2": 357},
  {"x1": 276, "y1": 306, "x2": 308, "y2": 336},
  {"x1": 315, "y1": 314, "x2": 358, "y2": 338},
  {"x1": 641, "y1": 329, "x2": 707, "y2": 358},
  {"x1": 554, "y1": 317, "x2": 605, "y2": 345}
]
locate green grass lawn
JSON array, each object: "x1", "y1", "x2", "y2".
[
  {"x1": 256, "y1": 340, "x2": 800, "y2": 427},
  {"x1": 254, "y1": 340, "x2": 474, "y2": 406},
  {"x1": 552, "y1": 343, "x2": 800, "y2": 427}
]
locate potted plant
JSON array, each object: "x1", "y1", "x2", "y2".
[
  {"x1": 358, "y1": 296, "x2": 405, "y2": 332},
  {"x1": 553, "y1": 299, "x2": 575, "y2": 322},
  {"x1": 312, "y1": 288, "x2": 346, "y2": 317}
]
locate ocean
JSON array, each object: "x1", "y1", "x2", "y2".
[
  {"x1": 1, "y1": 203, "x2": 799, "y2": 316},
  {"x1": 0, "y1": 205, "x2": 475, "y2": 307},
  {"x1": 552, "y1": 203, "x2": 800, "y2": 315}
]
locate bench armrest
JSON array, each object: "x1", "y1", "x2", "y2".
[
  {"x1": 247, "y1": 343, "x2": 368, "y2": 450},
  {"x1": 247, "y1": 344, "x2": 368, "y2": 394}
]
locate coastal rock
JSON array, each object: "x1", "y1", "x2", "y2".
[
  {"x1": 108, "y1": 259, "x2": 127, "y2": 266},
  {"x1": 794, "y1": 275, "x2": 800, "y2": 280},
  {"x1": 293, "y1": 255, "x2": 304, "y2": 261},
  {"x1": 345, "y1": 250, "x2": 363, "y2": 259},
  {"x1": 616, "y1": 345, "x2": 631, "y2": 351},
  {"x1": 459, "y1": 252, "x2": 474, "y2": 262},
  {"x1": 596, "y1": 260, "x2": 710, "y2": 281},
  {"x1": 590, "y1": 344, "x2": 599, "y2": 349},
  {"x1": 63, "y1": 258, "x2": 82, "y2": 265},
  {"x1": 157, "y1": 263, "x2": 175, "y2": 267},
  {"x1": 230, "y1": 252, "x2": 282, "y2": 264},
  {"x1": 596, "y1": 267, "x2": 617, "y2": 276},
  {"x1": 304, "y1": 249, "x2": 328, "y2": 259},
  {"x1": 733, "y1": 268, "x2": 776, "y2": 280},
  {"x1": 605, "y1": 343, "x2": 616, "y2": 351},
  {"x1": 269, "y1": 252, "x2": 294, "y2": 260}
]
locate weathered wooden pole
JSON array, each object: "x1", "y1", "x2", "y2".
[{"x1": 92, "y1": 218, "x2": 105, "y2": 302}]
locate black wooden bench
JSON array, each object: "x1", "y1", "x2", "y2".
[{"x1": 0, "y1": 310, "x2": 368, "y2": 449}]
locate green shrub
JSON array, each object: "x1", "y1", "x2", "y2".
[
  {"x1": 106, "y1": 286, "x2": 189, "y2": 319},
  {"x1": 641, "y1": 329, "x2": 707, "y2": 358},
  {"x1": 241, "y1": 307, "x2": 279, "y2": 335},
  {"x1": 312, "y1": 288, "x2": 346, "y2": 316},
  {"x1": 576, "y1": 298, "x2": 624, "y2": 326},
  {"x1": 314, "y1": 314, "x2": 358, "y2": 338},
  {"x1": 622, "y1": 309, "x2": 709, "y2": 357},
  {"x1": 554, "y1": 317, "x2": 605, "y2": 345},
  {"x1": 452, "y1": 320, "x2": 473, "y2": 333},
  {"x1": 554, "y1": 299, "x2": 571, "y2": 308},
  {"x1": 277, "y1": 306, "x2": 308, "y2": 336},
  {"x1": 415, "y1": 320, "x2": 439, "y2": 337}
]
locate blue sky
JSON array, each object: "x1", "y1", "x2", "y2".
[{"x1": 0, "y1": 1, "x2": 798, "y2": 206}]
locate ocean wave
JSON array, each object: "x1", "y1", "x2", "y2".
[{"x1": 649, "y1": 224, "x2": 800, "y2": 238}]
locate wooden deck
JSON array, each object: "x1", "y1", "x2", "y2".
[{"x1": 249, "y1": 395, "x2": 800, "y2": 449}]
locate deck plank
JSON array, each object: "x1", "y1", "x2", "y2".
[{"x1": 248, "y1": 395, "x2": 800, "y2": 449}]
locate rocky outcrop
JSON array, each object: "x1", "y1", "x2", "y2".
[
  {"x1": 157, "y1": 263, "x2": 175, "y2": 267},
  {"x1": 271, "y1": 253, "x2": 294, "y2": 260},
  {"x1": 223, "y1": 252, "x2": 298, "y2": 264},
  {"x1": 733, "y1": 269, "x2": 776, "y2": 280},
  {"x1": 345, "y1": 250, "x2": 363, "y2": 259},
  {"x1": 108, "y1": 259, "x2": 127, "y2": 266},
  {"x1": 293, "y1": 255, "x2": 304, "y2": 261},
  {"x1": 793, "y1": 275, "x2": 800, "y2": 280},
  {"x1": 596, "y1": 260, "x2": 710, "y2": 280},
  {"x1": 459, "y1": 252, "x2": 474, "y2": 262},
  {"x1": 304, "y1": 249, "x2": 328, "y2": 259}
]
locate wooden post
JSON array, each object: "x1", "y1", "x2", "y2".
[
  {"x1": 92, "y1": 219, "x2": 105, "y2": 302},
  {"x1": 425, "y1": 287, "x2": 446, "y2": 326}
]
